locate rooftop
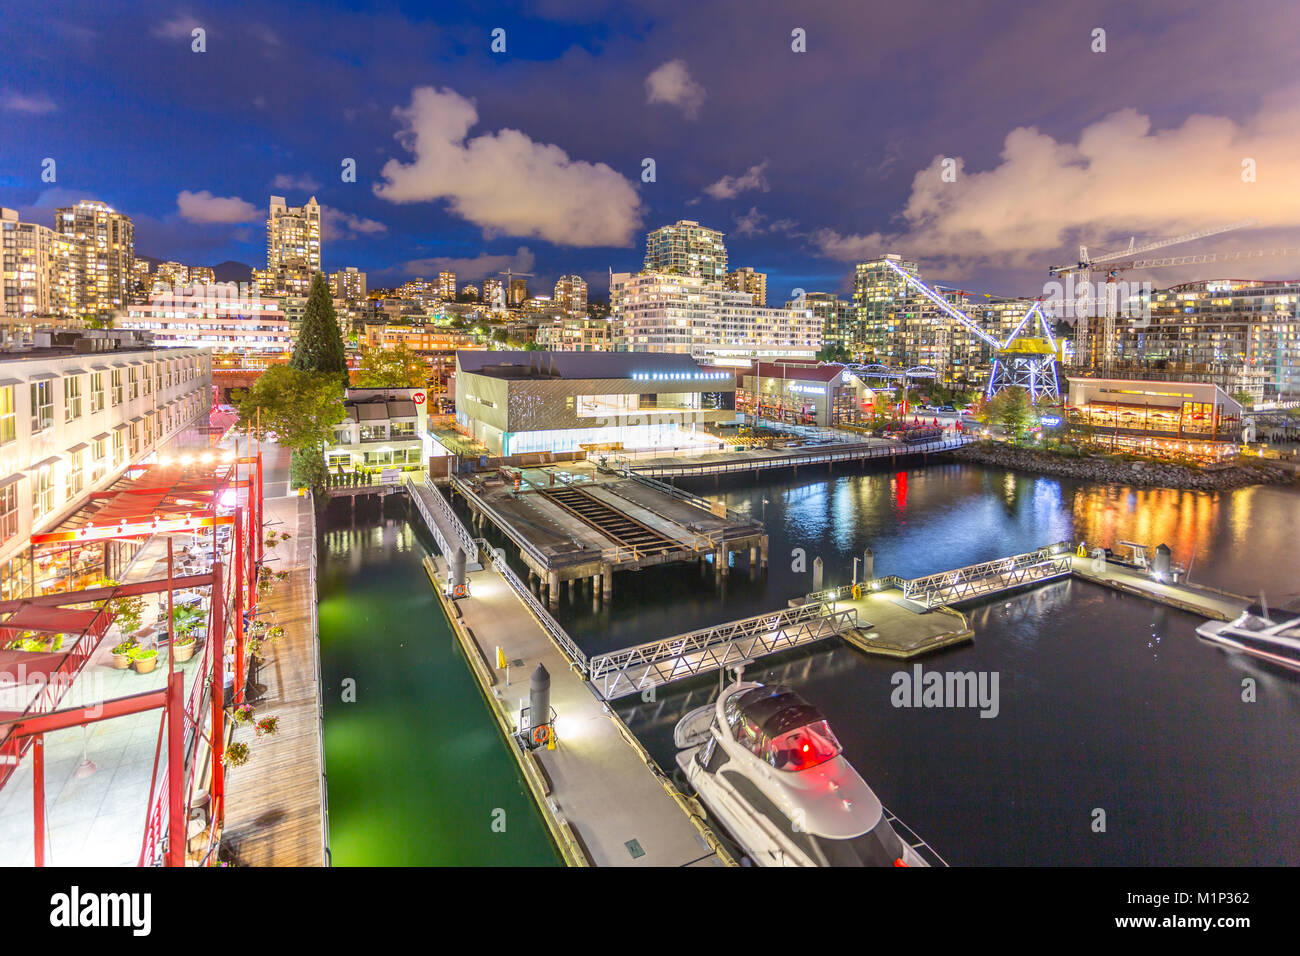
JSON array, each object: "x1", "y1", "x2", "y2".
[{"x1": 456, "y1": 350, "x2": 712, "y2": 381}]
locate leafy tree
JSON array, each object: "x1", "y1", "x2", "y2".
[
  {"x1": 289, "y1": 273, "x2": 348, "y2": 382},
  {"x1": 987, "y1": 387, "x2": 1034, "y2": 441},
  {"x1": 356, "y1": 344, "x2": 428, "y2": 387},
  {"x1": 234, "y1": 366, "x2": 346, "y2": 496},
  {"x1": 816, "y1": 343, "x2": 851, "y2": 363},
  {"x1": 1231, "y1": 389, "x2": 1254, "y2": 410}
]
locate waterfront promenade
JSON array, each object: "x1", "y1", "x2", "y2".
[{"x1": 221, "y1": 445, "x2": 329, "y2": 866}]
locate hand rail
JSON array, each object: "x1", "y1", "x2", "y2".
[
  {"x1": 616, "y1": 437, "x2": 971, "y2": 477},
  {"x1": 305, "y1": 491, "x2": 331, "y2": 867}
]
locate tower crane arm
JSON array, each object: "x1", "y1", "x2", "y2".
[{"x1": 882, "y1": 258, "x2": 1003, "y2": 351}]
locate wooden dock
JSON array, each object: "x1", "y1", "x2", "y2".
[{"x1": 220, "y1": 493, "x2": 329, "y2": 867}]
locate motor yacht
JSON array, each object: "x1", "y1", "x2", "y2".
[
  {"x1": 674, "y1": 680, "x2": 946, "y2": 867},
  {"x1": 1196, "y1": 603, "x2": 1300, "y2": 672}
]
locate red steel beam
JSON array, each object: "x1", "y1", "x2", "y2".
[
  {"x1": 32, "y1": 514, "x2": 233, "y2": 544},
  {"x1": 166, "y1": 668, "x2": 184, "y2": 867},
  {"x1": 33, "y1": 735, "x2": 44, "y2": 868},
  {"x1": 4, "y1": 688, "x2": 169, "y2": 737},
  {"x1": 0, "y1": 574, "x2": 212, "y2": 615}
]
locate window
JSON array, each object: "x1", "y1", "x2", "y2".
[
  {"x1": 129, "y1": 421, "x2": 141, "y2": 457},
  {"x1": 30, "y1": 381, "x2": 53, "y2": 431},
  {"x1": 0, "y1": 480, "x2": 17, "y2": 543},
  {"x1": 66, "y1": 448, "x2": 84, "y2": 498},
  {"x1": 128, "y1": 367, "x2": 139, "y2": 400},
  {"x1": 111, "y1": 369, "x2": 124, "y2": 405},
  {"x1": 142, "y1": 365, "x2": 152, "y2": 395},
  {"x1": 33, "y1": 467, "x2": 54, "y2": 519},
  {"x1": 390, "y1": 421, "x2": 415, "y2": 438},
  {"x1": 90, "y1": 373, "x2": 104, "y2": 413},
  {"x1": 112, "y1": 429, "x2": 125, "y2": 467},
  {"x1": 64, "y1": 376, "x2": 82, "y2": 421},
  {"x1": 0, "y1": 386, "x2": 14, "y2": 444},
  {"x1": 91, "y1": 438, "x2": 106, "y2": 483}
]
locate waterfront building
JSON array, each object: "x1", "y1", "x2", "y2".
[
  {"x1": 553, "y1": 274, "x2": 588, "y2": 316},
  {"x1": 739, "y1": 361, "x2": 876, "y2": 427},
  {"x1": 611, "y1": 272, "x2": 821, "y2": 363},
  {"x1": 454, "y1": 350, "x2": 737, "y2": 456},
  {"x1": 324, "y1": 387, "x2": 430, "y2": 473},
  {"x1": 54, "y1": 200, "x2": 135, "y2": 319},
  {"x1": 644, "y1": 220, "x2": 728, "y2": 280},
  {"x1": 1066, "y1": 377, "x2": 1243, "y2": 461},
  {"x1": 0, "y1": 331, "x2": 213, "y2": 599},
  {"x1": 535, "y1": 316, "x2": 613, "y2": 352},
  {"x1": 257, "y1": 195, "x2": 320, "y2": 297},
  {"x1": 0, "y1": 208, "x2": 77, "y2": 323},
  {"x1": 1112, "y1": 279, "x2": 1300, "y2": 403},
  {"x1": 725, "y1": 266, "x2": 767, "y2": 307}
]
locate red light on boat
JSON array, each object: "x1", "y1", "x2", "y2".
[{"x1": 894, "y1": 858, "x2": 908, "y2": 867}]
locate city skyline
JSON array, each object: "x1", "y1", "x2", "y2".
[{"x1": 4, "y1": 0, "x2": 1300, "y2": 303}]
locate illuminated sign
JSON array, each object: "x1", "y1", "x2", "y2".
[
  {"x1": 788, "y1": 384, "x2": 825, "y2": 396},
  {"x1": 1039, "y1": 415, "x2": 1062, "y2": 426}
]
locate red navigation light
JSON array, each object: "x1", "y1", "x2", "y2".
[{"x1": 894, "y1": 857, "x2": 909, "y2": 867}]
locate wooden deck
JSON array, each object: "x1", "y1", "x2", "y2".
[{"x1": 220, "y1": 493, "x2": 329, "y2": 866}]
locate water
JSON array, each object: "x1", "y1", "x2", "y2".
[
  {"x1": 317, "y1": 498, "x2": 560, "y2": 866},
  {"x1": 517, "y1": 461, "x2": 1300, "y2": 866}
]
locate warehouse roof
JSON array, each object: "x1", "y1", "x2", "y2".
[{"x1": 456, "y1": 350, "x2": 710, "y2": 381}]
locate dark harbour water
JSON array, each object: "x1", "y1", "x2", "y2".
[
  {"x1": 317, "y1": 497, "x2": 559, "y2": 866},
  {"x1": 464, "y1": 461, "x2": 1300, "y2": 866}
]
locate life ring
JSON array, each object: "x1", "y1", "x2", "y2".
[
  {"x1": 852, "y1": 584, "x2": 863, "y2": 599},
  {"x1": 532, "y1": 724, "x2": 550, "y2": 745}
]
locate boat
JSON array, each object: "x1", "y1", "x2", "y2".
[
  {"x1": 1196, "y1": 602, "x2": 1300, "y2": 672},
  {"x1": 674, "y1": 679, "x2": 946, "y2": 867}
]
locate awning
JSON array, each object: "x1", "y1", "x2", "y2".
[
  {"x1": 66, "y1": 442, "x2": 89, "y2": 454},
  {"x1": 92, "y1": 432, "x2": 111, "y2": 442},
  {"x1": 26, "y1": 456, "x2": 61, "y2": 471},
  {"x1": 0, "y1": 473, "x2": 25, "y2": 491},
  {"x1": 29, "y1": 372, "x2": 57, "y2": 382},
  {"x1": 0, "y1": 377, "x2": 22, "y2": 387}
]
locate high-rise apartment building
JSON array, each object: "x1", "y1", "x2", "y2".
[
  {"x1": 438, "y1": 271, "x2": 456, "y2": 301},
  {"x1": 508, "y1": 278, "x2": 528, "y2": 307},
  {"x1": 54, "y1": 200, "x2": 135, "y2": 317},
  {"x1": 643, "y1": 220, "x2": 728, "y2": 280},
  {"x1": 1, "y1": 208, "x2": 77, "y2": 322},
  {"x1": 553, "y1": 275, "x2": 588, "y2": 316},
  {"x1": 788, "y1": 292, "x2": 852, "y2": 351},
  {"x1": 725, "y1": 266, "x2": 767, "y2": 306},
  {"x1": 852, "y1": 254, "x2": 918, "y2": 361},
  {"x1": 257, "y1": 195, "x2": 321, "y2": 297},
  {"x1": 482, "y1": 278, "x2": 505, "y2": 310}
]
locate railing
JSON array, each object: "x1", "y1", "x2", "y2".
[
  {"x1": 588, "y1": 602, "x2": 858, "y2": 700},
  {"x1": 902, "y1": 542, "x2": 1072, "y2": 609},
  {"x1": 481, "y1": 543, "x2": 589, "y2": 673},
  {"x1": 615, "y1": 470, "x2": 754, "y2": 525},
  {"x1": 616, "y1": 437, "x2": 971, "y2": 477},
  {"x1": 305, "y1": 492, "x2": 331, "y2": 867},
  {"x1": 449, "y1": 475, "x2": 552, "y2": 569},
  {"x1": 405, "y1": 475, "x2": 456, "y2": 562},
  {"x1": 140, "y1": 774, "x2": 167, "y2": 867}
]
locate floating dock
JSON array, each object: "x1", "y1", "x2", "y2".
[
  {"x1": 449, "y1": 462, "x2": 767, "y2": 608},
  {"x1": 607, "y1": 436, "x2": 969, "y2": 479}
]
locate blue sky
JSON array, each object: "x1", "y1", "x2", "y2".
[{"x1": 3, "y1": 0, "x2": 1298, "y2": 301}]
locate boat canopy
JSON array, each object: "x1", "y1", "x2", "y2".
[{"x1": 725, "y1": 685, "x2": 843, "y2": 772}]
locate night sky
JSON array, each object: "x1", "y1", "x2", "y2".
[{"x1": 4, "y1": 0, "x2": 1298, "y2": 301}]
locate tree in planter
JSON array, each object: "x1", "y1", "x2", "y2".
[{"x1": 234, "y1": 364, "x2": 345, "y2": 499}]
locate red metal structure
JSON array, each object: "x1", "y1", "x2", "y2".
[{"x1": 0, "y1": 451, "x2": 265, "y2": 866}]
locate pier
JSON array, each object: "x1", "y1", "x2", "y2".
[{"x1": 448, "y1": 462, "x2": 767, "y2": 608}]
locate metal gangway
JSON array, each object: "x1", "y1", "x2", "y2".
[
  {"x1": 588, "y1": 602, "x2": 860, "y2": 700},
  {"x1": 900, "y1": 542, "x2": 1072, "y2": 609}
]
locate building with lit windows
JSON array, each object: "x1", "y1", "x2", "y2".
[
  {"x1": 53, "y1": 200, "x2": 135, "y2": 319},
  {"x1": 437, "y1": 271, "x2": 457, "y2": 301},
  {"x1": 329, "y1": 267, "x2": 367, "y2": 305},
  {"x1": 610, "y1": 272, "x2": 820, "y2": 363},
  {"x1": 119, "y1": 294, "x2": 293, "y2": 356},
  {"x1": 454, "y1": 351, "x2": 737, "y2": 456},
  {"x1": 255, "y1": 195, "x2": 320, "y2": 297},
  {"x1": 852, "y1": 254, "x2": 918, "y2": 361},
  {"x1": 789, "y1": 292, "x2": 852, "y2": 352},
  {"x1": 324, "y1": 387, "x2": 430, "y2": 473},
  {"x1": 553, "y1": 274, "x2": 588, "y2": 316},
  {"x1": 643, "y1": 220, "x2": 728, "y2": 280},
  {"x1": 535, "y1": 316, "x2": 613, "y2": 352},
  {"x1": 1, "y1": 208, "x2": 77, "y2": 323},
  {"x1": 739, "y1": 361, "x2": 876, "y2": 428},
  {"x1": 0, "y1": 331, "x2": 212, "y2": 600},
  {"x1": 725, "y1": 266, "x2": 767, "y2": 307},
  {"x1": 1067, "y1": 377, "x2": 1243, "y2": 461}
]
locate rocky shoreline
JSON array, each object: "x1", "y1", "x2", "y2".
[{"x1": 949, "y1": 441, "x2": 1299, "y2": 490}]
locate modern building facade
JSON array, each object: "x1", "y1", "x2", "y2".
[
  {"x1": 739, "y1": 362, "x2": 876, "y2": 428},
  {"x1": 535, "y1": 316, "x2": 613, "y2": 352},
  {"x1": 852, "y1": 254, "x2": 918, "y2": 362},
  {"x1": 1, "y1": 208, "x2": 77, "y2": 322},
  {"x1": 643, "y1": 220, "x2": 728, "y2": 280},
  {"x1": 329, "y1": 266, "x2": 367, "y2": 305},
  {"x1": 0, "y1": 332, "x2": 213, "y2": 600},
  {"x1": 454, "y1": 350, "x2": 737, "y2": 456},
  {"x1": 1066, "y1": 377, "x2": 1244, "y2": 461},
  {"x1": 325, "y1": 387, "x2": 430, "y2": 473},
  {"x1": 725, "y1": 266, "x2": 767, "y2": 307},
  {"x1": 119, "y1": 294, "x2": 293, "y2": 356},
  {"x1": 437, "y1": 271, "x2": 457, "y2": 301},
  {"x1": 610, "y1": 272, "x2": 820, "y2": 363},
  {"x1": 553, "y1": 275, "x2": 589, "y2": 316}
]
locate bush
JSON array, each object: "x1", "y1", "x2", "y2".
[{"x1": 290, "y1": 448, "x2": 328, "y2": 498}]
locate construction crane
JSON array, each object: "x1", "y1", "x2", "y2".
[
  {"x1": 879, "y1": 258, "x2": 1062, "y2": 404},
  {"x1": 1048, "y1": 221, "x2": 1255, "y2": 374},
  {"x1": 497, "y1": 267, "x2": 534, "y2": 309}
]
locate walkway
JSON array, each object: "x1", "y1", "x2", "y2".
[
  {"x1": 220, "y1": 447, "x2": 328, "y2": 866},
  {"x1": 1067, "y1": 555, "x2": 1247, "y2": 621}
]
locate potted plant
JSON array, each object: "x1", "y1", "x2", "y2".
[
  {"x1": 246, "y1": 636, "x2": 264, "y2": 660},
  {"x1": 254, "y1": 715, "x2": 279, "y2": 737},
  {"x1": 132, "y1": 647, "x2": 159, "y2": 674},
  {"x1": 266, "y1": 624, "x2": 286, "y2": 644},
  {"x1": 223, "y1": 742, "x2": 250, "y2": 767},
  {"x1": 108, "y1": 590, "x2": 146, "y2": 641},
  {"x1": 111, "y1": 638, "x2": 137, "y2": 669},
  {"x1": 233, "y1": 703, "x2": 254, "y2": 725},
  {"x1": 173, "y1": 633, "x2": 198, "y2": 663}
]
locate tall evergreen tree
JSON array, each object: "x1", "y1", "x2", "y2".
[{"x1": 290, "y1": 272, "x2": 348, "y2": 380}]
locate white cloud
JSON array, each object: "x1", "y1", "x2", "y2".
[
  {"x1": 704, "y1": 161, "x2": 769, "y2": 200},
  {"x1": 273, "y1": 173, "x2": 322, "y2": 191},
  {"x1": 374, "y1": 86, "x2": 641, "y2": 248},
  {"x1": 176, "y1": 190, "x2": 262, "y2": 224},
  {"x1": 322, "y1": 206, "x2": 387, "y2": 240},
  {"x1": 1, "y1": 89, "x2": 56, "y2": 114},
  {"x1": 645, "y1": 60, "x2": 705, "y2": 120},
  {"x1": 398, "y1": 247, "x2": 535, "y2": 281},
  {"x1": 815, "y1": 87, "x2": 1300, "y2": 269},
  {"x1": 733, "y1": 206, "x2": 799, "y2": 238},
  {"x1": 153, "y1": 15, "x2": 202, "y2": 40}
]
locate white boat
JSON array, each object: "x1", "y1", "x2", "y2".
[
  {"x1": 674, "y1": 680, "x2": 946, "y2": 867},
  {"x1": 1196, "y1": 603, "x2": 1300, "y2": 672}
]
